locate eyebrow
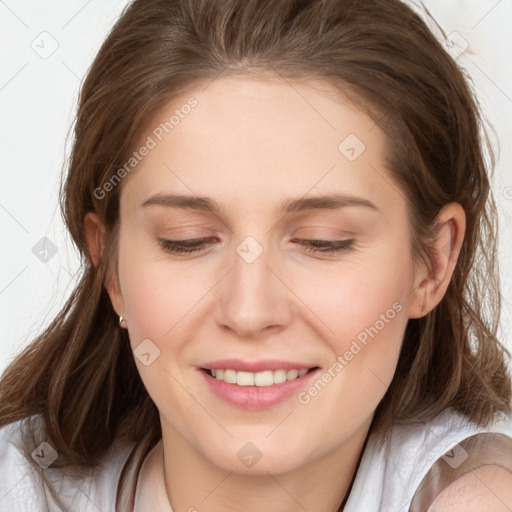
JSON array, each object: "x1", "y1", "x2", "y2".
[{"x1": 141, "y1": 193, "x2": 379, "y2": 214}]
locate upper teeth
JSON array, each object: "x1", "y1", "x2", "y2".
[{"x1": 210, "y1": 368, "x2": 309, "y2": 386}]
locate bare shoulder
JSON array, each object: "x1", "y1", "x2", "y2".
[{"x1": 427, "y1": 465, "x2": 512, "y2": 512}]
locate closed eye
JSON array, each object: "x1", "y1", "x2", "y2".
[
  {"x1": 158, "y1": 237, "x2": 355, "y2": 255},
  {"x1": 290, "y1": 238, "x2": 355, "y2": 254},
  {"x1": 158, "y1": 237, "x2": 213, "y2": 254}
]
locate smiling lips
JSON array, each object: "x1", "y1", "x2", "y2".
[
  {"x1": 199, "y1": 359, "x2": 319, "y2": 409},
  {"x1": 206, "y1": 368, "x2": 309, "y2": 386}
]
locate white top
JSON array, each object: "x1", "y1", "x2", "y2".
[
  {"x1": 344, "y1": 408, "x2": 512, "y2": 511},
  {"x1": 0, "y1": 418, "x2": 134, "y2": 511},
  {"x1": 1, "y1": 408, "x2": 512, "y2": 511}
]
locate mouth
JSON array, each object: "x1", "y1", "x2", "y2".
[
  {"x1": 200, "y1": 367, "x2": 319, "y2": 387},
  {"x1": 198, "y1": 361, "x2": 321, "y2": 410}
]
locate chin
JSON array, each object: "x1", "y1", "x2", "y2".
[{"x1": 202, "y1": 438, "x2": 312, "y2": 476}]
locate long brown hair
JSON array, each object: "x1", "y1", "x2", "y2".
[{"x1": 1, "y1": 0, "x2": 510, "y2": 509}]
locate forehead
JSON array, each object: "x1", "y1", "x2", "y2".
[{"x1": 120, "y1": 76, "x2": 405, "y2": 220}]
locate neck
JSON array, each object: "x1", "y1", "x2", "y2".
[{"x1": 156, "y1": 416, "x2": 373, "y2": 512}]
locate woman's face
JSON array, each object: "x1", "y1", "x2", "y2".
[{"x1": 111, "y1": 76, "x2": 422, "y2": 474}]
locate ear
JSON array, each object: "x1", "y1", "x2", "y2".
[
  {"x1": 84, "y1": 212, "x2": 106, "y2": 268},
  {"x1": 407, "y1": 202, "x2": 466, "y2": 319},
  {"x1": 84, "y1": 212, "x2": 126, "y2": 318}
]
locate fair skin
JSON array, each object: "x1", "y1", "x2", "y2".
[
  {"x1": 429, "y1": 466, "x2": 512, "y2": 511},
  {"x1": 84, "y1": 76, "x2": 483, "y2": 511}
]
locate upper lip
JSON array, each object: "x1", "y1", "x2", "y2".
[{"x1": 200, "y1": 359, "x2": 318, "y2": 373}]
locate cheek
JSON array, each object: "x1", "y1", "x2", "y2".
[
  {"x1": 116, "y1": 237, "x2": 199, "y2": 346},
  {"x1": 298, "y1": 256, "x2": 411, "y2": 344},
  {"x1": 116, "y1": 242, "x2": 204, "y2": 411},
  {"x1": 293, "y1": 256, "x2": 412, "y2": 403},
  {"x1": 121, "y1": 273, "x2": 167, "y2": 342}
]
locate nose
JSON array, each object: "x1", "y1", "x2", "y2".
[{"x1": 215, "y1": 238, "x2": 293, "y2": 339}]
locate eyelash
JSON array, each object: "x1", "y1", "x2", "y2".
[{"x1": 158, "y1": 237, "x2": 355, "y2": 255}]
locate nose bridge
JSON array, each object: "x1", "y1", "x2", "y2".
[
  {"x1": 216, "y1": 234, "x2": 291, "y2": 337},
  {"x1": 234, "y1": 235, "x2": 271, "y2": 293}
]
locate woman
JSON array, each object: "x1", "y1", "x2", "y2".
[{"x1": 1, "y1": 0, "x2": 511, "y2": 510}]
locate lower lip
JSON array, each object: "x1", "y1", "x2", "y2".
[{"x1": 199, "y1": 368, "x2": 319, "y2": 410}]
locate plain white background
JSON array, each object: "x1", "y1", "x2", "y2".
[{"x1": 1, "y1": 0, "x2": 512, "y2": 374}]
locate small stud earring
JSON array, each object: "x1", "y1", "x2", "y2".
[{"x1": 119, "y1": 316, "x2": 127, "y2": 329}]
